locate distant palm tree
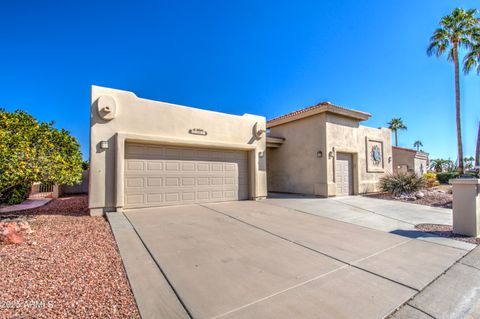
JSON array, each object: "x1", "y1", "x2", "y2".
[
  {"x1": 464, "y1": 156, "x2": 475, "y2": 170},
  {"x1": 427, "y1": 8, "x2": 479, "y2": 176},
  {"x1": 413, "y1": 140, "x2": 423, "y2": 151},
  {"x1": 430, "y1": 158, "x2": 448, "y2": 172},
  {"x1": 388, "y1": 118, "x2": 407, "y2": 147}
]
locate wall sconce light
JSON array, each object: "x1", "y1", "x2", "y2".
[
  {"x1": 258, "y1": 151, "x2": 265, "y2": 158},
  {"x1": 317, "y1": 151, "x2": 323, "y2": 158},
  {"x1": 388, "y1": 156, "x2": 392, "y2": 163},
  {"x1": 100, "y1": 141, "x2": 109, "y2": 149},
  {"x1": 328, "y1": 147, "x2": 335, "y2": 159}
]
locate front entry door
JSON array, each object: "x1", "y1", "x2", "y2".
[{"x1": 335, "y1": 153, "x2": 353, "y2": 196}]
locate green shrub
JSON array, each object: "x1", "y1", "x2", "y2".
[
  {"x1": 379, "y1": 173, "x2": 426, "y2": 196},
  {"x1": 436, "y1": 172, "x2": 459, "y2": 184},
  {"x1": 5, "y1": 184, "x2": 30, "y2": 205},
  {"x1": 423, "y1": 172, "x2": 440, "y2": 188}
]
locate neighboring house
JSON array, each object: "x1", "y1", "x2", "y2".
[
  {"x1": 266, "y1": 102, "x2": 393, "y2": 196},
  {"x1": 392, "y1": 146, "x2": 429, "y2": 176},
  {"x1": 89, "y1": 86, "x2": 267, "y2": 216}
]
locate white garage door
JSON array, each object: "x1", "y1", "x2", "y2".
[
  {"x1": 124, "y1": 143, "x2": 249, "y2": 209},
  {"x1": 335, "y1": 153, "x2": 353, "y2": 196}
]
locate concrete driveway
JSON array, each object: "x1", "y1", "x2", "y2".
[{"x1": 116, "y1": 197, "x2": 471, "y2": 319}]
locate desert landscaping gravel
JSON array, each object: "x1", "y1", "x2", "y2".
[
  {"x1": 364, "y1": 189, "x2": 453, "y2": 208},
  {"x1": 0, "y1": 195, "x2": 140, "y2": 318},
  {"x1": 415, "y1": 223, "x2": 480, "y2": 245}
]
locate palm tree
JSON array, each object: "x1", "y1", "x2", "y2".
[
  {"x1": 464, "y1": 156, "x2": 475, "y2": 170},
  {"x1": 388, "y1": 118, "x2": 407, "y2": 147},
  {"x1": 430, "y1": 158, "x2": 448, "y2": 172},
  {"x1": 476, "y1": 123, "x2": 480, "y2": 168},
  {"x1": 413, "y1": 140, "x2": 423, "y2": 151},
  {"x1": 427, "y1": 8, "x2": 479, "y2": 176},
  {"x1": 464, "y1": 35, "x2": 480, "y2": 170},
  {"x1": 464, "y1": 34, "x2": 480, "y2": 74}
]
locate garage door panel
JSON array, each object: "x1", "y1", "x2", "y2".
[{"x1": 124, "y1": 143, "x2": 249, "y2": 208}]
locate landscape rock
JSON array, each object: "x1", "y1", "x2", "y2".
[
  {"x1": 415, "y1": 191, "x2": 425, "y2": 199},
  {"x1": 0, "y1": 222, "x2": 24, "y2": 244}
]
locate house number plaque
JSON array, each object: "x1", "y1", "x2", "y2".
[{"x1": 189, "y1": 128, "x2": 208, "y2": 136}]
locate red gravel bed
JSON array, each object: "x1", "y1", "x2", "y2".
[
  {"x1": 364, "y1": 191, "x2": 452, "y2": 209},
  {"x1": 415, "y1": 224, "x2": 480, "y2": 245},
  {"x1": 0, "y1": 195, "x2": 140, "y2": 318}
]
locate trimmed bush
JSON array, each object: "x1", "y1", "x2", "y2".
[
  {"x1": 436, "y1": 172, "x2": 459, "y2": 184},
  {"x1": 424, "y1": 172, "x2": 440, "y2": 188},
  {"x1": 379, "y1": 173, "x2": 426, "y2": 196},
  {"x1": 4, "y1": 184, "x2": 30, "y2": 205}
]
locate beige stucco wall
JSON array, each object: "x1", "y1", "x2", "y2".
[
  {"x1": 392, "y1": 148, "x2": 428, "y2": 175},
  {"x1": 267, "y1": 113, "x2": 392, "y2": 196},
  {"x1": 267, "y1": 114, "x2": 327, "y2": 194},
  {"x1": 392, "y1": 148, "x2": 414, "y2": 174},
  {"x1": 451, "y1": 179, "x2": 480, "y2": 237},
  {"x1": 89, "y1": 86, "x2": 267, "y2": 216},
  {"x1": 325, "y1": 114, "x2": 393, "y2": 195}
]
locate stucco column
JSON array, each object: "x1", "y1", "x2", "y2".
[{"x1": 451, "y1": 178, "x2": 480, "y2": 237}]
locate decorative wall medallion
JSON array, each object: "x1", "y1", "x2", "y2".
[
  {"x1": 371, "y1": 145, "x2": 382, "y2": 166},
  {"x1": 366, "y1": 138, "x2": 385, "y2": 172},
  {"x1": 189, "y1": 128, "x2": 208, "y2": 136}
]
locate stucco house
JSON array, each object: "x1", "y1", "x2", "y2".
[
  {"x1": 89, "y1": 86, "x2": 394, "y2": 215},
  {"x1": 89, "y1": 86, "x2": 267, "y2": 216},
  {"x1": 392, "y1": 146, "x2": 429, "y2": 176},
  {"x1": 266, "y1": 102, "x2": 393, "y2": 197}
]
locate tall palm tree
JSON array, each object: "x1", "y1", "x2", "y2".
[
  {"x1": 388, "y1": 118, "x2": 407, "y2": 147},
  {"x1": 464, "y1": 35, "x2": 480, "y2": 170},
  {"x1": 427, "y1": 8, "x2": 479, "y2": 176},
  {"x1": 476, "y1": 123, "x2": 480, "y2": 168},
  {"x1": 413, "y1": 140, "x2": 423, "y2": 151},
  {"x1": 464, "y1": 34, "x2": 480, "y2": 74}
]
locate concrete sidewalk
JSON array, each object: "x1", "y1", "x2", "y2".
[
  {"x1": 391, "y1": 245, "x2": 480, "y2": 319},
  {"x1": 0, "y1": 198, "x2": 51, "y2": 213},
  {"x1": 265, "y1": 195, "x2": 475, "y2": 251}
]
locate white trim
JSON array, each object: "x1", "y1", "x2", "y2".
[{"x1": 114, "y1": 132, "x2": 259, "y2": 210}]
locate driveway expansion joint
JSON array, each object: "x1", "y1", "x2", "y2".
[{"x1": 201, "y1": 204, "x2": 420, "y2": 292}]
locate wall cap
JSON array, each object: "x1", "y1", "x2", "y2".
[{"x1": 450, "y1": 178, "x2": 480, "y2": 185}]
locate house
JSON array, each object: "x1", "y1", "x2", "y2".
[
  {"x1": 266, "y1": 102, "x2": 393, "y2": 196},
  {"x1": 89, "y1": 86, "x2": 396, "y2": 215},
  {"x1": 392, "y1": 146, "x2": 429, "y2": 176},
  {"x1": 89, "y1": 86, "x2": 267, "y2": 216}
]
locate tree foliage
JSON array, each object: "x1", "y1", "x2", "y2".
[
  {"x1": 387, "y1": 118, "x2": 407, "y2": 147},
  {"x1": 0, "y1": 109, "x2": 83, "y2": 199},
  {"x1": 427, "y1": 8, "x2": 480, "y2": 176},
  {"x1": 413, "y1": 140, "x2": 423, "y2": 151}
]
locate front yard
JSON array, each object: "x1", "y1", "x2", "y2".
[
  {"x1": 0, "y1": 196, "x2": 139, "y2": 318},
  {"x1": 364, "y1": 185, "x2": 453, "y2": 209}
]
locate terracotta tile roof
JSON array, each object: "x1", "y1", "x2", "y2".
[
  {"x1": 268, "y1": 102, "x2": 331, "y2": 123},
  {"x1": 392, "y1": 146, "x2": 417, "y2": 153},
  {"x1": 267, "y1": 102, "x2": 371, "y2": 128},
  {"x1": 393, "y1": 146, "x2": 429, "y2": 156}
]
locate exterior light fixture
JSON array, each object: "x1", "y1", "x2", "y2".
[
  {"x1": 388, "y1": 156, "x2": 392, "y2": 163},
  {"x1": 258, "y1": 151, "x2": 265, "y2": 158},
  {"x1": 100, "y1": 141, "x2": 109, "y2": 149},
  {"x1": 317, "y1": 151, "x2": 323, "y2": 158},
  {"x1": 328, "y1": 147, "x2": 336, "y2": 159}
]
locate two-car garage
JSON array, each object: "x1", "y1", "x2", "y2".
[
  {"x1": 124, "y1": 143, "x2": 249, "y2": 209},
  {"x1": 88, "y1": 85, "x2": 267, "y2": 215}
]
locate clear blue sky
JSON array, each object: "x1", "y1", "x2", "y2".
[{"x1": 1, "y1": 0, "x2": 479, "y2": 161}]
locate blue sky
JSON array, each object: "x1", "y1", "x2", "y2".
[{"x1": 1, "y1": 0, "x2": 479, "y2": 161}]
